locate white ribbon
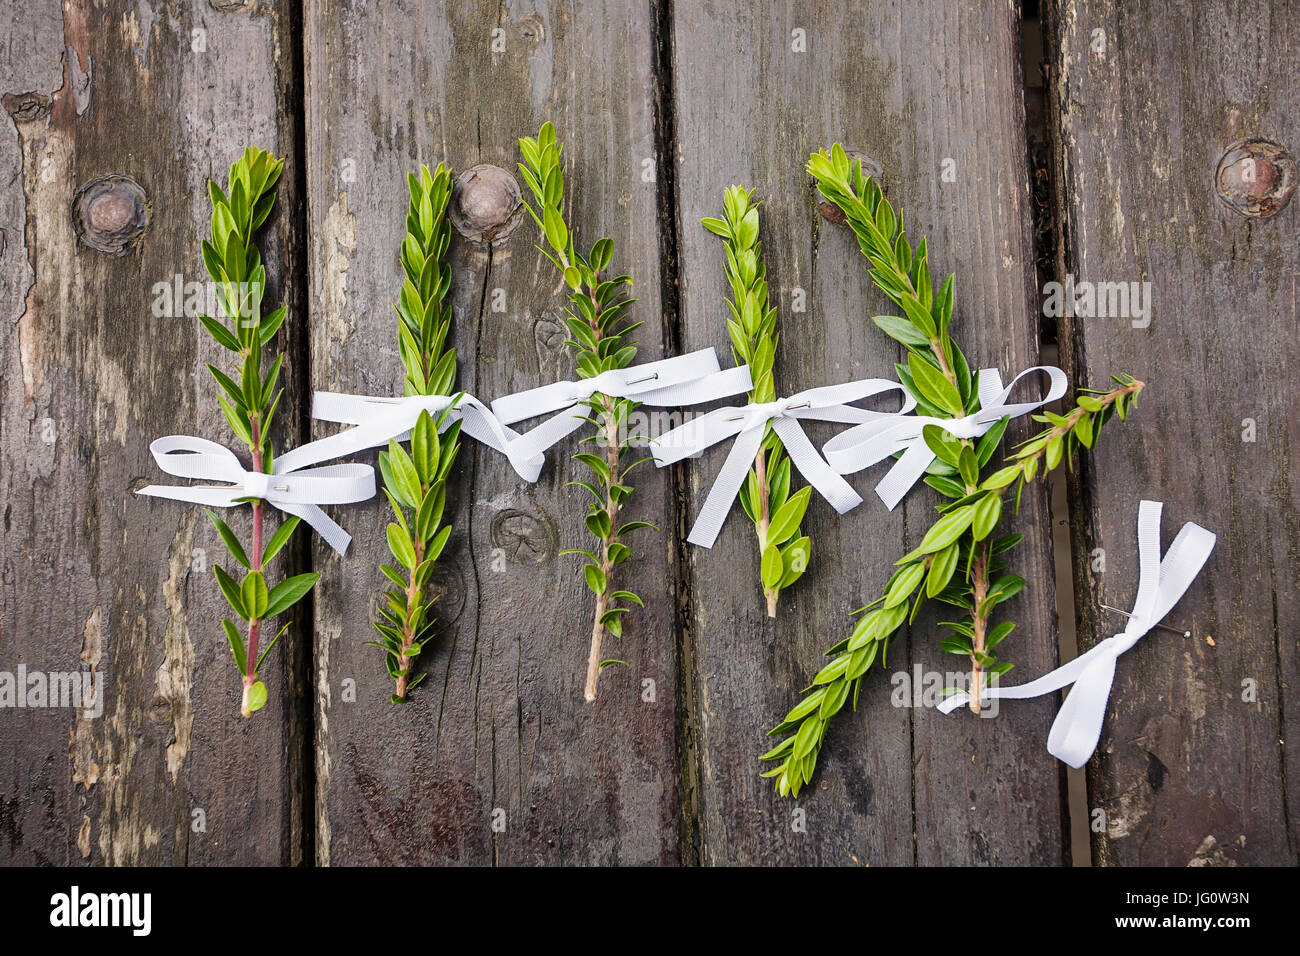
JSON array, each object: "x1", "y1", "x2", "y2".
[
  {"x1": 822, "y1": 365, "x2": 1068, "y2": 510},
  {"x1": 938, "y1": 500, "x2": 1216, "y2": 768},
  {"x1": 651, "y1": 379, "x2": 917, "y2": 548},
  {"x1": 278, "y1": 391, "x2": 545, "y2": 482},
  {"x1": 137, "y1": 435, "x2": 376, "y2": 555},
  {"x1": 490, "y1": 348, "x2": 754, "y2": 464}
]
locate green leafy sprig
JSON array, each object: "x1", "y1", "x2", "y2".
[
  {"x1": 518, "y1": 122, "x2": 655, "y2": 703},
  {"x1": 366, "y1": 162, "x2": 463, "y2": 703},
  {"x1": 701, "y1": 186, "x2": 810, "y2": 616},
  {"x1": 199, "y1": 147, "x2": 318, "y2": 717},
  {"x1": 758, "y1": 145, "x2": 1144, "y2": 796}
]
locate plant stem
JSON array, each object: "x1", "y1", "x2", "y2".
[
  {"x1": 394, "y1": 511, "x2": 428, "y2": 701},
  {"x1": 968, "y1": 542, "x2": 989, "y2": 713},
  {"x1": 585, "y1": 396, "x2": 622, "y2": 702},
  {"x1": 581, "y1": 273, "x2": 625, "y2": 703},
  {"x1": 753, "y1": 448, "x2": 778, "y2": 617},
  {"x1": 242, "y1": 416, "x2": 265, "y2": 717}
]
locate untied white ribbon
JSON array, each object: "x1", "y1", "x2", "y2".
[
  {"x1": 822, "y1": 365, "x2": 1068, "y2": 510},
  {"x1": 651, "y1": 378, "x2": 917, "y2": 548},
  {"x1": 490, "y1": 348, "x2": 754, "y2": 466},
  {"x1": 938, "y1": 499, "x2": 1216, "y2": 768},
  {"x1": 137, "y1": 435, "x2": 376, "y2": 555}
]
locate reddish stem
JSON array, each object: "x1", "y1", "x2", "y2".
[{"x1": 242, "y1": 415, "x2": 265, "y2": 717}]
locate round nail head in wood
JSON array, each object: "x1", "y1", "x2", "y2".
[
  {"x1": 1215, "y1": 139, "x2": 1295, "y2": 218},
  {"x1": 450, "y1": 164, "x2": 524, "y2": 244},
  {"x1": 817, "y1": 147, "x2": 884, "y2": 224},
  {"x1": 73, "y1": 175, "x2": 149, "y2": 256}
]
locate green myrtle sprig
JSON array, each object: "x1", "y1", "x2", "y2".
[
  {"x1": 702, "y1": 187, "x2": 811, "y2": 617},
  {"x1": 199, "y1": 147, "x2": 318, "y2": 718},
  {"x1": 757, "y1": 145, "x2": 1144, "y2": 796},
  {"x1": 518, "y1": 122, "x2": 655, "y2": 703},
  {"x1": 365, "y1": 162, "x2": 462, "y2": 703}
]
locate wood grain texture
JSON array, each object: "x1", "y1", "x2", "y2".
[
  {"x1": 0, "y1": 0, "x2": 308, "y2": 865},
  {"x1": 670, "y1": 0, "x2": 1066, "y2": 864},
  {"x1": 304, "y1": 0, "x2": 681, "y2": 865},
  {"x1": 1047, "y1": 0, "x2": 1298, "y2": 865}
]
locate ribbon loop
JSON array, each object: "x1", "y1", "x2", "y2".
[
  {"x1": 279, "y1": 391, "x2": 545, "y2": 482},
  {"x1": 490, "y1": 349, "x2": 754, "y2": 466},
  {"x1": 824, "y1": 365, "x2": 1068, "y2": 510},
  {"x1": 652, "y1": 378, "x2": 916, "y2": 549},
  {"x1": 937, "y1": 500, "x2": 1216, "y2": 768},
  {"x1": 137, "y1": 435, "x2": 376, "y2": 555}
]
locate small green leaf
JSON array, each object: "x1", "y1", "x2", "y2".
[
  {"x1": 245, "y1": 681, "x2": 268, "y2": 714},
  {"x1": 241, "y1": 571, "x2": 269, "y2": 620},
  {"x1": 972, "y1": 492, "x2": 1003, "y2": 541},
  {"x1": 222, "y1": 619, "x2": 247, "y2": 676},
  {"x1": 926, "y1": 541, "x2": 959, "y2": 597},
  {"x1": 779, "y1": 536, "x2": 812, "y2": 588},
  {"x1": 872, "y1": 314, "x2": 930, "y2": 348},
  {"x1": 214, "y1": 565, "x2": 247, "y2": 619},
  {"x1": 765, "y1": 486, "x2": 810, "y2": 547},
  {"x1": 410, "y1": 411, "x2": 439, "y2": 484},
  {"x1": 760, "y1": 544, "x2": 783, "y2": 589},
  {"x1": 611, "y1": 589, "x2": 644, "y2": 607},
  {"x1": 584, "y1": 563, "x2": 607, "y2": 595},
  {"x1": 883, "y1": 562, "x2": 926, "y2": 608},
  {"x1": 386, "y1": 440, "x2": 423, "y2": 508},
  {"x1": 917, "y1": 505, "x2": 976, "y2": 553},
  {"x1": 256, "y1": 621, "x2": 292, "y2": 672},
  {"x1": 204, "y1": 509, "x2": 249, "y2": 569},
  {"x1": 387, "y1": 523, "x2": 417, "y2": 570},
  {"x1": 261, "y1": 515, "x2": 301, "y2": 566},
  {"x1": 908, "y1": 352, "x2": 962, "y2": 416},
  {"x1": 263, "y1": 572, "x2": 319, "y2": 618},
  {"x1": 617, "y1": 520, "x2": 656, "y2": 535},
  {"x1": 982, "y1": 465, "x2": 1020, "y2": 490}
]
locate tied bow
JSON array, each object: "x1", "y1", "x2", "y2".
[
  {"x1": 823, "y1": 365, "x2": 1068, "y2": 510},
  {"x1": 652, "y1": 379, "x2": 916, "y2": 548},
  {"x1": 137, "y1": 435, "x2": 376, "y2": 555},
  {"x1": 938, "y1": 500, "x2": 1216, "y2": 768},
  {"x1": 277, "y1": 391, "x2": 544, "y2": 482},
  {"x1": 490, "y1": 349, "x2": 754, "y2": 465}
]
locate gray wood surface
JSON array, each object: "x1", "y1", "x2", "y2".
[
  {"x1": 671, "y1": 0, "x2": 1065, "y2": 865},
  {"x1": 303, "y1": 0, "x2": 680, "y2": 865},
  {"x1": 1, "y1": 0, "x2": 1294, "y2": 868},
  {"x1": 1047, "y1": 0, "x2": 1298, "y2": 865},
  {"x1": 0, "y1": 0, "x2": 308, "y2": 864}
]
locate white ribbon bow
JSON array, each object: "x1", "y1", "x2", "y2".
[
  {"x1": 137, "y1": 435, "x2": 376, "y2": 555},
  {"x1": 651, "y1": 379, "x2": 917, "y2": 548},
  {"x1": 823, "y1": 365, "x2": 1068, "y2": 510},
  {"x1": 490, "y1": 348, "x2": 754, "y2": 465},
  {"x1": 277, "y1": 391, "x2": 544, "y2": 482},
  {"x1": 938, "y1": 500, "x2": 1216, "y2": 768}
]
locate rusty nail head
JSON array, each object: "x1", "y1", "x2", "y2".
[
  {"x1": 817, "y1": 147, "x2": 884, "y2": 224},
  {"x1": 1215, "y1": 139, "x2": 1296, "y2": 218},
  {"x1": 449, "y1": 164, "x2": 524, "y2": 244},
  {"x1": 72, "y1": 175, "x2": 149, "y2": 256}
]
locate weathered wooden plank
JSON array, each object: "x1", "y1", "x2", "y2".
[
  {"x1": 671, "y1": 0, "x2": 1067, "y2": 864},
  {"x1": 306, "y1": 0, "x2": 680, "y2": 864},
  {"x1": 0, "y1": 0, "x2": 308, "y2": 864},
  {"x1": 1047, "y1": 0, "x2": 1298, "y2": 865}
]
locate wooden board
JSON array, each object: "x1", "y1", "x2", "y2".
[
  {"x1": 1046, "y1": 0, "x2": 1299, "y2": 865},
  {"x1": 0, "y1": 0, "x2": 307, "y2": 864},
  {"x1": 669, "y1": 0, "x2": 1067, "y2": 864},
  {"x1": 304, "y1": 0, "x2": 681, "y2": 865}
]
